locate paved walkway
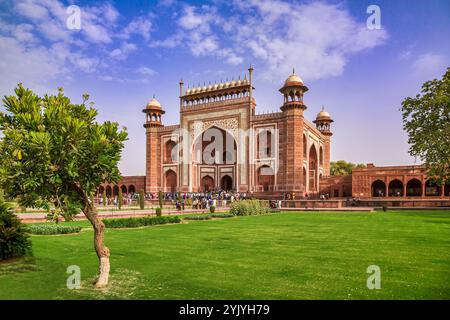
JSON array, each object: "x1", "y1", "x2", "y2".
[{"x1": 18, "y1": 207, "x2": 230, "y2": 223}]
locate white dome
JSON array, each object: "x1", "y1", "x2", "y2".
[
  {"x1": 284, "y1": 73, "x2": 304, "y2": 86},
  {"x1": 146, "y1": 97, "x2": 161, "y2": 108}
]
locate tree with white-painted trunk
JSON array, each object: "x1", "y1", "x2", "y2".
[{"x1": 0, "y1": 84, "x2": 128, "y2": 287}]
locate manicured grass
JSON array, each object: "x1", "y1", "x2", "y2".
[{"x1": 1, "y1": 210, "x2": 449, "y2": 299}]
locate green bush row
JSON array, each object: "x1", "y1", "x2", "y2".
[
  {"x1": 103, "y1": 215, "x2": 181, "y2": 228},
  {"x1": 184, "y1": 213, "x2": 235, "y2": 220},
  {"x1": 210, "y1": 213, "x2": 234, "y2": 218},
  {"x1": 229, "y1": 200, "x2": 270, "y2": 216},
  {"x1": 184, "y1": 215, "x2": 212, "y2": 220},
  {"x1": 24, "y1": 224, "x2": 82, "y2": 235}
]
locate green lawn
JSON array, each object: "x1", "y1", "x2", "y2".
[{"x1": 1, "y1": 210, "x2": 449, "y2": 299}]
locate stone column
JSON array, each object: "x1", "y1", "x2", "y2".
[
  {"x1": 403, "y1": 176, "x2": 407, "y2": 197},
  {"x1": 385, "y1": 178, "x2": 389, "y2": 197}
]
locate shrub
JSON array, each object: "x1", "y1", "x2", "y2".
[
  {"x1": 210, "y1": 213, "x2": 234, "y2": 218},
  {"x1": 0, "y1": 201, "x2": 32, "y2": 260},
  {"x1": 155, "y1": 207, "x2": 162, "y2": 216},
  {"x1": 209, "y1": 205, "x2": 215, "y2": 213},
  {"x1": 24, "y1": 225, "x2": 82, "y2": 235},
  {"x1": 229, "y1": 200, "x2": 269, "y2": 216},
  {"x1": 118, "y1": 188, "x2": 123, "y2": 210},
  {"x1": 382, "y1": 205, "x2": 388, "y2": 212},
  {"x1": 139, "y1": 190, "x2": 145, "y2": 210},
  {"x1": 103, "y1": 215, "x2": 181, "y2": 228},
  {"x1": 184, "y1": 215, "x2": 211, "y2": 220}
]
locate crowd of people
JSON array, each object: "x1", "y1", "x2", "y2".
[
  {"x1": 146, "y1": 190, "x2": 251, "y2": 210},
  {"x1": 96, "y1": 189, "x2": 284, "y2": 210}
]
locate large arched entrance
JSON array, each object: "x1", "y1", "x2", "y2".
[
  {"x1": 220, "y1": 175, "x2": 233, "y2": 191},
  {"x1": 106, "y1": 185, "x2": 112, "y2": 197},
  {"x1": 308, "y1": 145, "x2": 318, "y2": 192},
  {"x1": 202, "y1": 175, "x2": 215, "y2": 192},
  {"x1": 165, "y1": 170, "x2": 177, "y2": 192},
  {"x1": 406, "y1": 179, "x2": 422, "y2": 196},
  {"x1": 257, "y1": 165, "x2": 274, "y2": 191},
  {"x1": 128, "y1": 185, "x2": 135, "y2": 194},
  {"x1": 388, "y1": 179, "x2": 403, "y2": 196},
  {"x1": 372, "y1": 180, "x2": 386, "y2": 197},
  {"x1": 192, "y1": 126, "x2": 237, "y2": 192}
]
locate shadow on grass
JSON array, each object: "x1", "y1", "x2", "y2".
[{"x1": 0, "y1": 256, "x2": 38, "y2": 275}]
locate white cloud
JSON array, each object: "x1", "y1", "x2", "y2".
[
  {"x1": 231, "y1": 0, "x2": 388, "y2": 80},
  {"x1": 110, "y1": 42, "x2": 137, "y2": 60},
  {"x1": 136, "y1": 66, "x2": 157, "y2": 76},
  {"x1": 120, "y1": 16, "x2": 153, "y2": 41},
  {"x1": 14, "y1": 1, "x2": 49, "y2": 20},
  {"x1": 411, "y1": 53, "x2": 447, "y2": 77},
  {"x1": 0, "y1": 35, "x2": 65, "y2": 95},
  {"x1": 154, "y1": 0, "x2": 387, "y2": 80}
]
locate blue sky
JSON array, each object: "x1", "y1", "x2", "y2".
[{"x1": 0, "y1": 0, "x2": 449, "y2": 176}]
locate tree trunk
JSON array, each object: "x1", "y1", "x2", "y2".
[{"x1": 83, "y1": 202, "x2": 110, "y2": 287}]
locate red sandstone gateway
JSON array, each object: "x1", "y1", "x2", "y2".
[{"x1": 98, "y1": 68, "x2": 450, "y2": 205}]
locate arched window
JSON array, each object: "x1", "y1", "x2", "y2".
[
  {"x1": 303, "y1": 167, "x2": 307, "y2": 188},
  {"x1": 165, "y1": 140, "x2": 177, "y2": 163},
  {"x1": 257, "y1": 130, "x2": 272, "y2": 158},
  {"x1": 120, "y1": 185, "x2": 127, "y2": 194},
  {"x1": 202, "y1": 175, "x2": 215, "y2": 192},
  {"x1": 113, "y1": 185, "x2": 119, "y2": 196},
  {"x1": 220, "y1": 175, "x2": 233, "y2": 191},
  {"x1": 165, "y1": 170, "x2": 177, "y2": 193},
  {"x1": 309, "y1": 145, "x2": 318, "y2": 191},
  {"x1": 319, "y1": 147, "x2": 324, "y2": 166},
  {"x1": 128, "y1": 185, "x2": 136, "y2": 194},
  {"x1": 257, "y1": 165, "x2": 274, "y2": 191},
  {"x1": 303, "y1": 134, "x2": 307, "y2": 158}
]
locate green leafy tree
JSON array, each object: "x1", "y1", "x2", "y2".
[
  {"x1": 401, "y1": 68, "x2": 450, "y2": 184},
  {"x1": 0, "y1": 85, "x2": 127, "y2": 287},
  {"x1": 330, "y1": 160, "x2": 366, "y2": 176}
]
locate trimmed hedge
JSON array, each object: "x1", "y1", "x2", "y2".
[
  {"x1": 229, "y1": 200, "x2": 270, "y2": 216},
  {"x1": 209, "y1": 206, "x2": 215, "y2": 213},
  {"x1": 103, "y1": 215, "x2": 181, "y2": 228},
  {"x1": 210, "y1": 213, "x2": 234, "y2": 218},
  {"x1": 24, "y1": 225, "x2": 82, "y2": 235},
  {"x1": 0, "y1": 202, "x2": 32, "y2": 260},
  {"x1": 184, "y1": 215, "x2": 211, "y2": 221}
]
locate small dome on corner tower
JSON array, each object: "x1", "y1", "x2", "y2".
[
  {"x1": 146, "y1": 97, "x2": 162, "y2": 109},
  {"x1": 284, "y1": 68, "x2": 304, "y2": 86},
  {"x1": 315, "y1": 107, "x2": 333, "y2": 122}
]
